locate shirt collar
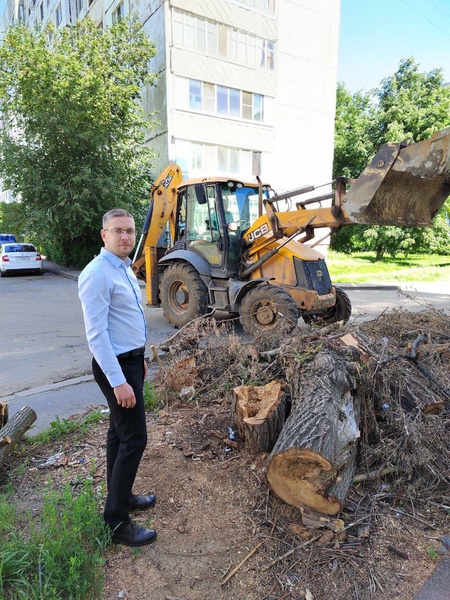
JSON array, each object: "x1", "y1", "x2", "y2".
[{"x1": 100, "y1": 247, "x2": 132, "y2": 268}]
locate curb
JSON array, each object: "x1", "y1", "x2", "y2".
[
  {"x1": 0, "y1": 375, "x2": 94, "y2": 403},
  {"x1": 44, "y1": 262, "x2": 79, "y2": 281},
  {"x1": 335, "y1": 283, "x2": 400, "y2": 291}
]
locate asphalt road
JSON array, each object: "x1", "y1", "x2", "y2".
[
  {"x1": 1, "y1": 261, "x2": 448, "y2": 434},
  {"x1": 0, "y1": 268, "x2": 176, "y2": 397}
]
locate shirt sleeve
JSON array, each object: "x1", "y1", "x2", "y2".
[{"x1": 78, "y1": 267, "x2": 126, "y2": 388}]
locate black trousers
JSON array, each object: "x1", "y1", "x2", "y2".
[{"x1": 92, "y1": 355, "x2": 148, "y2": 530}]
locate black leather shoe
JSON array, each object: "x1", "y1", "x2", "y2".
[
  {"x1": 129, "y1": 494, "x2": 156, "y2": 511},
  {"x1": 112, "y1": 522, "x2": 157, "y2": 547}
]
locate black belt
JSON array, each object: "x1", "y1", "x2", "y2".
[{"x1": 117, "y1": 347, "x2": 145, "y2": 359}]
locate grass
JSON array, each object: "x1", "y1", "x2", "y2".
[
  {"x1": 326, "y1": 251, "x2": 450, "y2": 284},
  {"x1": 143, "y1": 380, "x2": 162, "y2": 414},
  {"x1": 0, "y1": 394, "x2": 162, "y2": 599},
  {"x1": 31, "y1": 410, "x2": 104, "y2": 445},
  {"x1": 0, "y1": 389, "x2": 166, "y2": 600},
  {"x1": 0, "y1": 479, "x2": 109, "y2": 600},
  {"x1": 0, "y1": 410, "x2": 111, "y2": 599}
]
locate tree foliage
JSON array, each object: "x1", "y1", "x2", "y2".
[
  {"x1": 0, "y1": 17, "x2": 156, "y2": 267},
  {"x1": 332, "y1": 58, "x2": 450, "y2": 259},
  {"x1": 333, "y1": 82, "x2": 377, "y2": 179},
  {"x1": 375, "y1": 58, "x2": 450, "y2": 145},
  {"x1": 0, "y1": 201, "x2": 27, "y2": 240}
]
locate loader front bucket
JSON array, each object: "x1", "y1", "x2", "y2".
[{"x1": 342, "y1": 127, "x2": 450, "y2": 226}]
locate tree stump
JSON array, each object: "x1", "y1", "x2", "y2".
[
  {"x1": 0, "y1": 406, "x2": 37, "y2": 470},
  {"x1": 267, "y1": 349, "x2": 361, "y2": 515},
  {"x1": 232, "y1": 381, "x2": 288, "y2": 453}
]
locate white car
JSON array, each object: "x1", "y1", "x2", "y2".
[{"x1": 0, "y1": 242, "x2": 44, "y2": 276}]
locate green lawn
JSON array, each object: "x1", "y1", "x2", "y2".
[{"x1": 326, "y1": 251, "x2": 450, "y2": 283}]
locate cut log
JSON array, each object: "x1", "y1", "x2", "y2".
[
  {"x1": 267, "y1": 349, "x2": 361, "y2": 515},
  {"x1": 0, "y1": 402, "x2": 8, "y2": 428},
  {"x1": 232, "y1": 381, "x2": 288, "y2": 452},
  {"x1": 0, "y1": 406, "x2": 37, "y2": 470}
]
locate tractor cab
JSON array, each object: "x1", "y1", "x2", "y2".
[{"x1": 173, "y1": 179, "x2": 269, "y2": 278}]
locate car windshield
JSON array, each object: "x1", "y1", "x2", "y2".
[{"x1": 4, "y1": 244, "x2": 36, "y2": 252}]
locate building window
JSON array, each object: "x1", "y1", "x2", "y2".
[
  {"x1": 253, "y1": 94, "x2": 264, "y2": 121},
  {"x1": 112, "y1": 1, "x2": 125, "y2": 23},
  {"x1": 173, "y1": 9, "x2": 275, "y2": 70},
  {"x1": 189, "y1": 80, "x2": 202, "y2": 111},
  {"x1": 188, "y1": 79, "x2": 264, "y2": 122},
  {"x1": 39, "y1": 2, "x2": 44, "y2": 20},
  {"x1": 252, "y1": 151, "x2": 262, "y2": 176},
  {"x1": 174, "y1": 12, "x2": 217, "y2": 53},
  {"x1": 203, "y1": 83, "x2": 215, "y2": 112},
  {"x1": 76, "y1": 0, "x2": 83, "y2": 16},
  {"x1": 261, "y1": 40, "x2": 275, "y2": 69},
  {"x1": 187, "y1": 142, "x2": 262, "y2": 177},
  {"x1": 55, "y1": 3, "x2": 62, "y2": 26},
  {"x1": 234, "y1": 0, "x2": 275, "y2": 13},
  {"x1": 242, "y1": 91, "x2": 252, "y2": 120}
]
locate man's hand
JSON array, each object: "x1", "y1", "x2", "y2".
[{"x1": 114, "y1": 382, "x2": 136, "y2": 408}]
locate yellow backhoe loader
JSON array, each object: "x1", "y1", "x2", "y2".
[{"x1": 132, "y1": 128, "x2": 450, "y2": 335}]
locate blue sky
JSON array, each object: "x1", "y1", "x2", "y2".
[{"x1": 338, "y1": 0, "x2": 450, "y2": 93}]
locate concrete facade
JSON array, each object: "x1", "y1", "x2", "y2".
[{"x1": 0, "y1": 0, "x2": 340, "y2": 195}]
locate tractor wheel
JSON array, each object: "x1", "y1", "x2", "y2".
[
  {"x1": 302, "y1": 286, "x2": 352, "y2": 325},
  {"x1": 159, "y1": 263, "x2": 208, "y2": 328},
  {"x1": 239, "y1": 285, "x2": 299, "y2": 336}
]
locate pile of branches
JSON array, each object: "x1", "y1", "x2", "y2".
[
  {"x1": 152, "y1": 309, "x2": 450, "y2": 598},
  {"x1": 354, "y1": 308, "x2": 450, "y2": 501},
  {"x1": 154, "y1": 307, "x2": 450, "y2": 503}
]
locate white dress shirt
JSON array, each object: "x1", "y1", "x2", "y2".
[{"x1": 78, "y1": 248, "x2": 147, "y2": 387}]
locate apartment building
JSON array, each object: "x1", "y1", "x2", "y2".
[{"x1": 0, "y1": 0, "x2": 340, "y2": 193}]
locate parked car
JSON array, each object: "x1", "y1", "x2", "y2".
[
  {"x1": 0, "y1": 233, "x2": 17, "y2": 244},
  {"x1": 0, "y1": 242, "x2": 44, "y2": 276}
]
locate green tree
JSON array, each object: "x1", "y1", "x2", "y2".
[
  {"x1": 0, "y1": 17, "x2": 157, "y2": 267},
  {"x1": 332, "y1": 83, "x2": 375, "y2": 253},
  {"x1": 332, "y1": 60, "x2": 450, "y2": 258},
  {"x1": 0, "y1": 201, "x2": 27, "y2": 240},
  {"x1": 375, "y1": 57, "x2": 450, "y2": 145},
  {"x1": 333, "y1": 82, "x2": 377, "y2": 179}
]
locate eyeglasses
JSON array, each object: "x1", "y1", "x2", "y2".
[{"x1": 104, "y1": 228, "x2": 136, "y2": 236}]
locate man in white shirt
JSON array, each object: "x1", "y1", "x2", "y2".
[{"x1": 78, "y1": 208, "x2": 157, "y2": 547}]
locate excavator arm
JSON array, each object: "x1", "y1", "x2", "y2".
[
  {"x1": 243, "y1": 127, "x2": 450, "y2": 257},
  {"x1": 132, "y1": 164, "x2": 183, "y2": 305}
]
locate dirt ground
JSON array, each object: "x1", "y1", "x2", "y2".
[
  {"x1": 100, "y1": 402, "x2": 448, "y2": 600},
  {"x1": 3, "y1": 311, "x2": 450, "y2": 600}
]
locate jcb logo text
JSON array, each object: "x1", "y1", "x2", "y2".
[
  {"x1": 247, "y1": 223, "x2": 269, "y2": 242},
  {"x1": 163, "y1": 171, "x2": 175, "y2": 188}
]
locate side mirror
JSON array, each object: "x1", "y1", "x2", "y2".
[{"x1": 194, "y1": 184, "x2": 207, "y2": 205}]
